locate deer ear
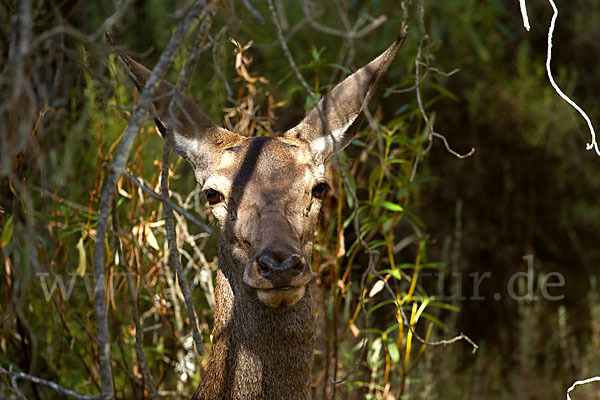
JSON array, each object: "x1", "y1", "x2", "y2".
[
  {"x1": 106, "y1": 33, "x2": 241, "y2": 185},
  {"x1": 282, "y1": 27, "x2": 408, "y2": 163}
]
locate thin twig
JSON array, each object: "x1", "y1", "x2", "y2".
[
  {"x1": 122, "y1": 171, "x2": 212, "y2": 234},
  {"x1": 301, "y1": 0, "x2": 387, "y2": 39},
  {"x1": 266, "y1": 0, "x2": 317, "y2": 100},
  {"x1": 241, "y1": 0, "x2": 265, "y2": 24},
  {"x1": 29, "y1": 184, "x2": 96, "y2": 215},
  {"x1": 94, "y1": 2, "x2": 214, "y2": 398},
  {"x1": 90, "y1": 0, "x2": 134, "y2": 41},
  {"x1": 409, "y1": 0, "x2": 474, "y2": 182},
  {"x1": 0, "y1": 366, "x2": 103, "y2": 400}
]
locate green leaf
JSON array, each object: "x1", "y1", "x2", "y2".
[
  {"x1": 311, "y1": 46, "x2": 325, "y2": 62},
  {"x1": 429, "y1": 82, "x2": 460, "y2": 101},
  {"x1": 351, "y1": 139, "x2": 367, "y2": 147},
  {"x1": 428, "y1": 301, "x2": 460, "y2": 312},
  {"x1": 2, "y1": 215, "x2": 14, "y2": 247},
  {"x1": 386, "y1": 159, "x2": 407, "y2": 165},
  {"x1": 379, "y1": 268, "x2": 402, "y2": 281},
  {"x1": 420, "y1": 312, "x2": 447, "y2": 330},
  {"x1": 380, "y1": 201, "x2": 403, "y2": 212},
  {"x1": 387, "y1": 341, "x2": 400, "y2": 363},
  {"x1": 327, "y1": 63, "x2": 352, "y2": 75},
  {"x1": 367, "y1": 299, "x2": 396, "y2": 314},
  {"x1": 368, "y1": 337, "x2": 383, "y2": 370}
]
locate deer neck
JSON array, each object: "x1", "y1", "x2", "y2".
[{"x1": 193, "y1": 252, "x2": 315, "y2": 400}]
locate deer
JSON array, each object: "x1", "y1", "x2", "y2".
[{"x1": 108, "y1": 26, "x2": 407, "y2": 400}]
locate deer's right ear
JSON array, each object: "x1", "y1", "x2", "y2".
[
  {"x1": 282, "y1": 27, "x2": 408, "y2": 165},
  {"x1": 106, "y1": 32, "x2": 241, "y2": 185}
]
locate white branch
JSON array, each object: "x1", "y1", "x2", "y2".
[
  {"x1": 567, "y1": 376, "x2": 600, "y2": 400},
  {"x1": 519, "y1": 0, "x2": 531, "y2": 31},
  {"x1": 519, "y1": 0, "x2": 599, "y2": 156},
  {"x1": 544, "y1": 0, "x2": 599, "y2": 155}
]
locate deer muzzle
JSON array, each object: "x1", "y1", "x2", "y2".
[{"x1": 243, "y1": 250, "x2": 314, "y2": 308}]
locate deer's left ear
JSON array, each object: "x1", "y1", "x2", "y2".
[
  {"x1": 282, "y1": 27, "x2": 408, "y2": 164},
  {"x1": 106, "y1": 32, "x2": 242, "y2": 186}
]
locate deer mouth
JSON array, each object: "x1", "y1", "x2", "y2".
[
  {"x1": 243, "y1": 258, "x2": 314, "y2": 308},
  {"x1": 272, "y1": 285, "x2": 293, "y2": 290},
  {"x1": 255, "y1": 286, "x2": 307, "y2": 308}
]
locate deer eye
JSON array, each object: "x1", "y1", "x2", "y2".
[
  {"x1": 312, "y1": 182, "x2": 330, "y2": 200},
  {"x1": 204, "y1": 188, "x2": 223, "y2": 205}
]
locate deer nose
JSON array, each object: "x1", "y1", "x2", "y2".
[{"x1": 256, "y1": 253, "x2": 304, "y2": 281}]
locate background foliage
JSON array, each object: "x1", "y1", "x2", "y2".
[{"x1": 1, "y1": 0, "x2": 599, "y2": 399}]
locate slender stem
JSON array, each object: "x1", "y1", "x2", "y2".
[
  {"x1": 161, "y1": 3, "x2": 217, "y2": 356},
  {"x1": 122, "y1": 171, "x2": 212, "y2": 234}
]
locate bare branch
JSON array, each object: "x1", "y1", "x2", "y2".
[
  {"x1": 29, "y1": 184, "x2": 95, "y2": 215},
  {"x1": 241, "y1": 0, "x2": 265, "y2": 24},
  {"x1": 300, "y1": 0, "x2": 387, "y2": 39},
  {"x1": 122, "y1": 171, "x2": 213, "y2": 234},
  {"x1": 161, "y1": 5, "x2": 218, "y2": 357},
  {"x1": 90, "y1": 0, "x2": 134, "y2": 41},
  {"x1": 0, "y1": 366, "x2": 103, "y2": 400},
  {"x1": 94, "y1": 2, "x2": 215, "y2": 397},
  {"x1": 267, "y1": 0, "x2": 318, "y2": 101}
]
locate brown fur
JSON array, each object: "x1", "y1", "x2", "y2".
[{"x1": 107, "y1": 27, "x2": 407, "y2": 400}]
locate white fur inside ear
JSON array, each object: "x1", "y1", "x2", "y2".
[
  {"x1": 332, "y1": 115, "x2": 358, "y2": 142},
  {"x1": 172, "y1": 133, "x2": 200, "y2": 158},
  {"x1": 310, "y1": 115, "x2": 358, "y2": 155}
]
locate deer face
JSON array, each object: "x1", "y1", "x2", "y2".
[
  {"x1": 108, "y1": 28, "x2": 406, "y2": 308},
  {"x1": 202, "y1": 136, "x2": 324, "y2": 307}
]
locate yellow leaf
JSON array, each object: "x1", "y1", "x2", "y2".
[
  {"x1": 76, "y1": 236, "x2": 87, "y2": 276},
  {"x1": 1, "y1": 216, "x2": 14, "y2": 247},
  {"x1": 117, "y1": 176, "x2": 132, "y2": 198},
  {"x1": 369, "y1": 280, "x2": 385, "y2": 298},
  {"x1": 144, "y1": 224, "x2": 160, "y2": 251}
]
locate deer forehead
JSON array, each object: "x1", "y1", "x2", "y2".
[{"x1": 204, "y1": 136, "x2": 323, "y2": 199}]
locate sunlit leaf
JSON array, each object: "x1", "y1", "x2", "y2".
[
  {"x1": 380, "y1": 201, "x2": 403, "y2": 212},
  {"x1": 76, "y1": 235, "x2": 87, "y2": 276},
  {"x1": 387, "y1": 341, "x2": 400, "y2": 363},
  {"x1": 1, "y1": 215, "x2": 14, "y2": 247},
  {"x1": 144, "y1": 224, "x2": 160, "y2": 251},
  {"x1": 369, "y1": 280, "x2": 385, "y2": 298}
]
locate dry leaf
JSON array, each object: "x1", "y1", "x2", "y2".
[
  {"x1": 369, "y1": 280, "x2": 385, "y2": 298},
  {"x1": 117, "y1": 176, "x2": 132, "y2": 199},
  {"x1": 144, "y1": 224, "x2": 160, "y2": 251}
]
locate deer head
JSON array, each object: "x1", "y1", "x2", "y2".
[{"x1": 108, "y1": 30, "x2": 406, "y2": 310}]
